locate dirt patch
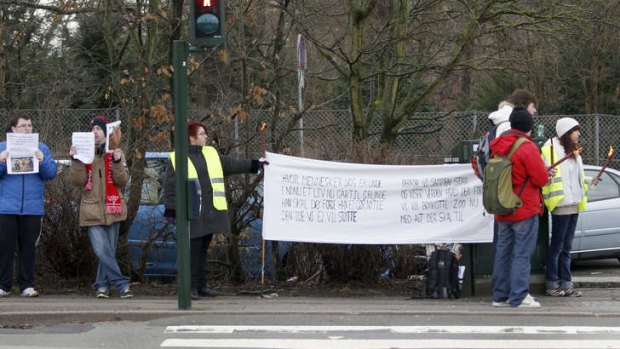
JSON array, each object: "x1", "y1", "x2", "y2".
[{"x1": 34, "y1": 277, "x2": 426, "y2": 298}]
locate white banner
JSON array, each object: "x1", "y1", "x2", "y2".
[{"x1": 263, "y1": 152, "x2": 493, "y2": 244}]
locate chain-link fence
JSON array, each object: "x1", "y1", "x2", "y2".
[
  {"x1": 2, "y1": 108, "x2": 619, "y2": 284},
  {"x1": 1, "y1": 109, "x2": 619, "y2": 169}
]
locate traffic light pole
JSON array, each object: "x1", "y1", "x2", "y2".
[
  {"x1": 173, "y1": 40, "x2": 191, "y2": 309},
  {"x1": 175, "y1": 0, "x2": 226, "y2": 310}
]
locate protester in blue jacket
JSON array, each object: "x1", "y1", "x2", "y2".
[{"x1": 0, "y1": 115, "x2": 57, "y2": 297}]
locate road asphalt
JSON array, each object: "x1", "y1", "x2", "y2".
[{"x1": 0, "y1": 261, "x2": 619, "y2": 325}]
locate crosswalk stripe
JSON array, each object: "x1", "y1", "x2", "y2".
[
  {"x1": 164, "y1": 325, "x2": 620, "y2": 335},
  {"x1": 160, "y1": 339, "x2": 620, "y2": 348}
]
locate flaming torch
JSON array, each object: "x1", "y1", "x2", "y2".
[
  {"x1": 547, "y1": 146, "x2": 584, "y2": 170},
  {"x1": 593, "y1": 145, "x2": 615, "y2": 183}
]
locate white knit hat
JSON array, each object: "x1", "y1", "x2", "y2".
[{"x1": 556, "y1": 117, "x2": 579, "y2": 138}]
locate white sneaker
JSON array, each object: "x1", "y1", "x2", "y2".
[
  {"x1": 517, "y1": 294, "x2": 540, "y2": 308},
  {"x1": 20, "y1": 287, "x2": 39, "y2": 297},
  {"x1": 0, "y1": 289, "x2": 10, "y2": 297},
  {"x1": 96, "y1": 288, "x2": 110, "y2": 299},
  {"x1": 492, "y1": 300, "x2": 509, "y2": 307}
]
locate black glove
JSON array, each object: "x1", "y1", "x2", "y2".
[
  {"x1": 164, "y1": 208, "x2": 176, "y2": 225},
  {"x1": 259, "y1": 157, "x2": 269, "y2": 169},
  {"x1": 251, "y1": 158, "x2": 269, "y2": 173}
]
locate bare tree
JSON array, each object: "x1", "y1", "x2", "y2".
[{"x1": 291, "y1": 0, "x2": 580, "y2": 144}]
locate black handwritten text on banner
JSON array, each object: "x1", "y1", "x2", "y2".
[{"x1": 263, "y1": 153, "x2": 493, "y2": 244}]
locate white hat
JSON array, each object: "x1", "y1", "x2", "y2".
[
  {"x1": 488, "y1": 104, "x2": 512, "y2": 125},
  {"x1": 556, "y1": 117, "x2": 579, "y2": 138}
]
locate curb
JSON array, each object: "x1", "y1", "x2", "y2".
[{"x1": 3, "y1": 308, "x2": 620, "y2": 325}]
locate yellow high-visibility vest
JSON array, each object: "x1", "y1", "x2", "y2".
[
  {"x1": 169, "y1": 146, "x2": 227, "y2": 210},
  {"x1": 541, "y1": 143, "x2": 587, "y2": 212}
]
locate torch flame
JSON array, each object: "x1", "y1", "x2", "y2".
[
  {"x1": 259, "y1": 122, "x2": 267, "y2": 132},
  {"x1": 608, "y1": 145, "x2": 614, "y2": 157}
]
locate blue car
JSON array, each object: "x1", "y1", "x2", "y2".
[{"x1": 128, "y1": 204, "x2": 177, "y2": 279}]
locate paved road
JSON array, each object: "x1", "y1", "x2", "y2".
[{"x1": 1, "y1": 289, "x2": 620, "y2": 349}]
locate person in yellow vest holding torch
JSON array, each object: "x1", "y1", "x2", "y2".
[
  {"x1": 163, "y1": 120, "x2": 267, "y2": 300},
  {"x1": 541, "y1": 118, "x2": 598, "y2": 298}
]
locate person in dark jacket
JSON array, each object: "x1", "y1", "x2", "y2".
[
  {"x1": 490, "y1": 106, "x2": 551, "y2": 308},
  {"x1": 163, "y1": 120, "x2": 266, "y2": 300},
  {"x1": 0, "y1": 115, "x2": 57, "y2": 297}
]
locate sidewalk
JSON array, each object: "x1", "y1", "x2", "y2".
[
  {"x1": 1, "y1": 261, "x2": 619, "y2": 325},
  {"x1": 572, "y1": 261, "x2": 620, "y2": 288},
  {"x1": 1, "y1": 287, "x2": 619, "y2": 326},
  {"x1": 471, "y1": 264, "x2": 620, "y2": 295}
]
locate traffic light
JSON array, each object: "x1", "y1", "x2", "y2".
[{"x1": 190, "y1": 0, "x2": 226, "y2": 47}]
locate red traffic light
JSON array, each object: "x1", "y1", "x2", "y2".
[{"x1": 196, "y1": 0, "x2": 218, "y2": 11}]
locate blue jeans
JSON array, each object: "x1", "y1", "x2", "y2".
[
  {"x1": 492, "y1": 215, "x2": 539, "y2": 307},
  {"x1": 87, "y1": 223, "x2": 130, "y2": 292},
  {"x1": 546, "y1": 213, "x2": 578, "y2": 290}
]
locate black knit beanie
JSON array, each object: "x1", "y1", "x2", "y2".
[
  {"x1": 509, "y1": 106, "x2": 534, "y2": 133},
  {"x1": 90, "y1": 115, "x2": 108, "y2": 135}
]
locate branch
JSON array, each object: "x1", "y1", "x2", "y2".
[{"x1": 0, "y1": 0, "x2": 132, "y2": 15}]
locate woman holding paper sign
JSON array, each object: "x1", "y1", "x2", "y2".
[
  {"x1": 162, "y1": 120, "x2": 267, "y2": 300},
  {"x1": 69, "y1": 115, "x2": 133, "y2": 299},
  {"x1": 0, "y1": 114, "x2": 57, "y2": 298}
]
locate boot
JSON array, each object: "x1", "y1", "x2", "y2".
[
  {"x1": 198, "y1": 287, "x2": 218, "y2": 297},
  {"x1": 191, "y1": 288, "x2": 200, "y2": 300}
]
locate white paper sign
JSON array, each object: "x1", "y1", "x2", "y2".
[
  {"x1": 105, "y1": 120, "x2": 121, "y2": 153},
  {"x1": 263, "y1": 152, "x2": 494, "y2": 244},
  {"x1": 6, "y1": 133, "x2": 39, "y2": 174},
  {"x1": 72, "y1": 132, "x2": 95, "y2": 164}
]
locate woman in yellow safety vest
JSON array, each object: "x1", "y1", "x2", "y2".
[
  {"x1": 540, "y1": 117, "x2": 598, "y2": 298},
  {"x1": 163, "y1": 120, "x2": 266, "y2": 300}
]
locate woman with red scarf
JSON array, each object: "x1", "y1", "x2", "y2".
[{"x1": 69, "y1": 115, "x2": 133, "y2": 299}]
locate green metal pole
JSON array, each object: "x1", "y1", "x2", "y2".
[{"x1": 173, "y1": 40, "x2": 191, "y2": 309}]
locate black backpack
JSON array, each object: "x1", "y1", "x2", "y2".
[
  {"x1": 426, "y1": 249, "x2": 461, "y2": 299},
  {"x1": 471, "y1": 121, "x2": 508, "y2": 181}
]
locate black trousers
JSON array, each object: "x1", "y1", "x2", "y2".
[
  {"x1": 0, "y1": 214, "x2": 42, "y2": 292},
  {"x1": 190, "y1": 234, "x2": 214, "y2": 289}
]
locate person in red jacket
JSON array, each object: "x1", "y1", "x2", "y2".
[{"x1": 489, "y1": 106, "x2": 551, "y2": 308}]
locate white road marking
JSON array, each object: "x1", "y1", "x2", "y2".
[
  {"x1": 164, "y1": 325, "x2": 620, "y2": 335},
  {"x1": 160, "y1": 338, "x2": 620, "y2": 348}
]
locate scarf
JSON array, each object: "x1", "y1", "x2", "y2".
[{"x1": 84, "y1": 152, "x2": 124, "y2": 215}]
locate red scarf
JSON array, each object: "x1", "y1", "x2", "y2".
[{"x1": 84, "y1": 153, "x2": 124, "y2": 215}]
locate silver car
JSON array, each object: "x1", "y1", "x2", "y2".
[{"x1": 571, "y1": 165, "x2": 620, "y2": 262}]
